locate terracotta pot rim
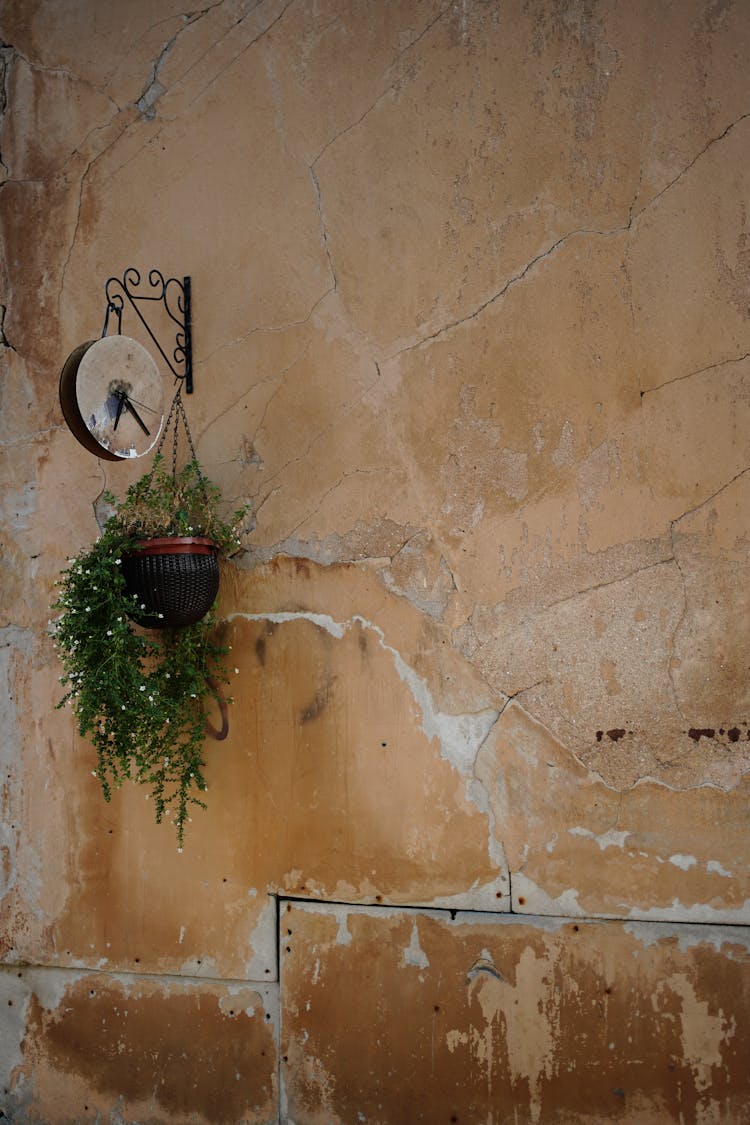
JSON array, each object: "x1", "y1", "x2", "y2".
[{"x1": 126, "y1": 536, "x2": 219, "y2": 556}]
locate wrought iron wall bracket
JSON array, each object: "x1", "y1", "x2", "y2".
[{"x1": 102, "y1": 268, "x2": 193, "y2": 393}]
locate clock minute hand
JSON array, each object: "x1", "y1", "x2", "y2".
[{"x1": 123, "y1": 395, "x2": 151, "y2": 437}]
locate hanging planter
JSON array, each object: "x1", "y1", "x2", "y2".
[
  {"x1": 51, "y1": 388, "x2": 250, "y2": 847},
  {"x1": 123, "y1": 537, "x2": 220, "y2": 628}
]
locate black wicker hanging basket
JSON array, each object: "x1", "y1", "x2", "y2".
[{"x1": 122, "y1": 537, "x2": 219, "y2": 628}]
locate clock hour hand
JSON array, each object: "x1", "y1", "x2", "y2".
[
  {"x1": 113, "y1": 390, "x2": 127, "y2": 432},
  {"x1": 123, "y1": 395, "x2": 151, "y2": 436}
]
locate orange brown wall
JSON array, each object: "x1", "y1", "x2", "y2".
[{"x1": 1, "y1": 2, "x2": 750, "y2": 1122}]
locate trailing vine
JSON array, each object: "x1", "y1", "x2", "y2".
[{"x1": 51, "y1": 457, "x2": 248, "y2": 848}]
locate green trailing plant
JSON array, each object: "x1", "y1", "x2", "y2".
[{"x1": 51, "y1": 456, "x2": 249, "y2": 848}]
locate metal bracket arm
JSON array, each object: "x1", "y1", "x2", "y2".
[{"x1": 102, "y1": 268, "x2": 193, "y2": 393}]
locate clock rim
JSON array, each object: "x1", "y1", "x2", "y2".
[
  {"x1": 59, "y1": 336, "x2": 165, "y2": 461},
  {"x1": 59, "y1": 339, "x2": 120, "y2": 461}
]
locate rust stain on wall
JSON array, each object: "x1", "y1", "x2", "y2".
[
  {"x1": 7, "y1": 972, "x2": 277, "y2": 1124},
  {"x1": 478, "y1": 702, "x2": 750, "y2": 921},
  {"x1": 281, "y1": 903, "x2": 750, "y2": 1125}
]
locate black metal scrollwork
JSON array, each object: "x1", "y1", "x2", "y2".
[{"x1": 102, "y1": 267, "x2": 193, "y2": 393}]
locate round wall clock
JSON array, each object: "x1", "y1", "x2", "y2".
[{"x1": 59, "y1": 336, "x2": 165, "y2": 460}]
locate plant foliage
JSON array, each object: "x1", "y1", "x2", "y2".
[{"x1": 51, "y1": 457, "x2": 249, "y2": 848}]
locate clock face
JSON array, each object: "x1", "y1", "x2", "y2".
[{"x1": 59, "y1": 336, "x2": 165, "y2": 459}]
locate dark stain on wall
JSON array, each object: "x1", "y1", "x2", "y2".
[{"x1": 22, "y1": 977, "x2": 276, "y2": 1123}]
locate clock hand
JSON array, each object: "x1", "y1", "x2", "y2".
[
  {"x1": 123, "y1": 396, "x2": 151, "y2": 436},
  {"x1": 113, "y1": 391, "x2": 126, "y2": 432},
  {"x1": 125, "y1": 394, "x2": 158, "y2": 413}
]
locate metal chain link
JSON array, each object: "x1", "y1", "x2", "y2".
[{"x1": 155, "y1": 384, "x2": 199, "y2": 480}]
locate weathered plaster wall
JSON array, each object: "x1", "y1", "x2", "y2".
[{"x1": 1, "y1": 1, "x2": 749, "y2": 1121}]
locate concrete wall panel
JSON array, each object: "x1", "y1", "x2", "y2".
[{"x1": 281, "y1": 902, "x2": 750, "y2": 1125}]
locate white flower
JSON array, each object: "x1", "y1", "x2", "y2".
[
  {"x1": 114, "y1": 558, "x2": 121, "y2": 565},
  {"x1": 91, "y1": 771, "x2": 97, "y2": 777},
  {"x1": 106, "y1": 630, "x2": 113, "y2": 636},
  {"x1": 234, "y1": 667, "x2": 239, "y2": 674},
  {"x1": 178, "y1": 848, "x2": 183, "y2": 854},
  {"x1": 85, "y1": 607, "x2": 91, "y2": 613},
  {"x1": 139, "y1": 685, "x2": 146, "y2": 692}
]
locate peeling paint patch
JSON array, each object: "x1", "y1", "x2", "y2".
[
  {"x1": 512, "y1": 873, "x2": 584, "y2": 917},
  {"x1": 623, "y1": 920, "x2": 750, "y2": 955},
  {"x1": 402, "y1": 922, "x2": 429, "y2": 969},
  {"x1": 669, "y1": 853, "x2": 698, "y2": 871},
  {"x1": 630, "y1": 898, "x2": 750, "y2": 925},
  {"x1": 569, "y1": 825, "x2": 629, "y2": 851}
]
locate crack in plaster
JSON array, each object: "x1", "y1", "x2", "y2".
[
  {"x1": 381, "y1": 110, "x2": 750, "y2": 362},
  {"x1": 664, "y1": 466, "x2": 750, "y2": 734},
  {"x1": 252, "y1": 362, "x2": 383, "y2": 509},
  {"x1": 198, "y1": 340, "x2": 314, "y2": 457},
  {"x1": 57, "y1": 111, "x2": 140, "y2": 312},
  {"x1": 666, "y1": 522, "x2": 690, "y2": 725},
  {"x1": 386, "y1": 219, "x2": 633, "y2": 360},
  {"x1": 0, "y1": 42, "x2": 122, "y2": 182},
  {"x1": 309, "y1": 0, "x2": 455, "y2": 169},
  {"x1": 274, "y1": 468, "x2": 385, "y2": 539},
  {"x1": 671, "y1": 465, "x2": 750, "y2": 531},
  {"x1": 641, "y1": 350, "x2": 750, "y2": 400},
  {"x1": 0, "y1": 424, "x2": 66, "y2": 450},
  {"x1": 309, "y1": 166, "x2": 337, "y2": 291},
  {"x1": 543, "y1": 554, "x2": 676, "y2": 613},
  {"x1": 303, "y1": 1, "x2": 454, "y2": 317},
  {"x1": 632, "y1": 111, "x2": 750, "y2": 223},
  {"x1": 186, "y1": 0, "x2": 297, "y2": 108},
  {"x1": 461, "y1": 553, "x2": 676, "y2": 673},
  {"x1": 55, "y1": 2, "x2": 298, "y2": 294},
  {"x1": 136, "y1": 30, "x2": 178, "y2": 120},
  {"x1": 131, "y1": 3, "x2": 232, "y2": 117},
  {"x1": 200, "y1": 285, "x2": 334, "y2": 367}
]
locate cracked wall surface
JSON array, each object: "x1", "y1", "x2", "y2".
[{"x1": 1, "y1": 0, "x2": 750, "y2": 1121}]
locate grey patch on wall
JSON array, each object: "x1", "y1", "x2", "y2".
[{"x1": 240, "y1": 518, "x2": 418, "y2": 568}]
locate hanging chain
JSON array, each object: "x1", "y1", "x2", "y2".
[{"x1": 155, "y1": 385, "x2": 199, "y2": 480}]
